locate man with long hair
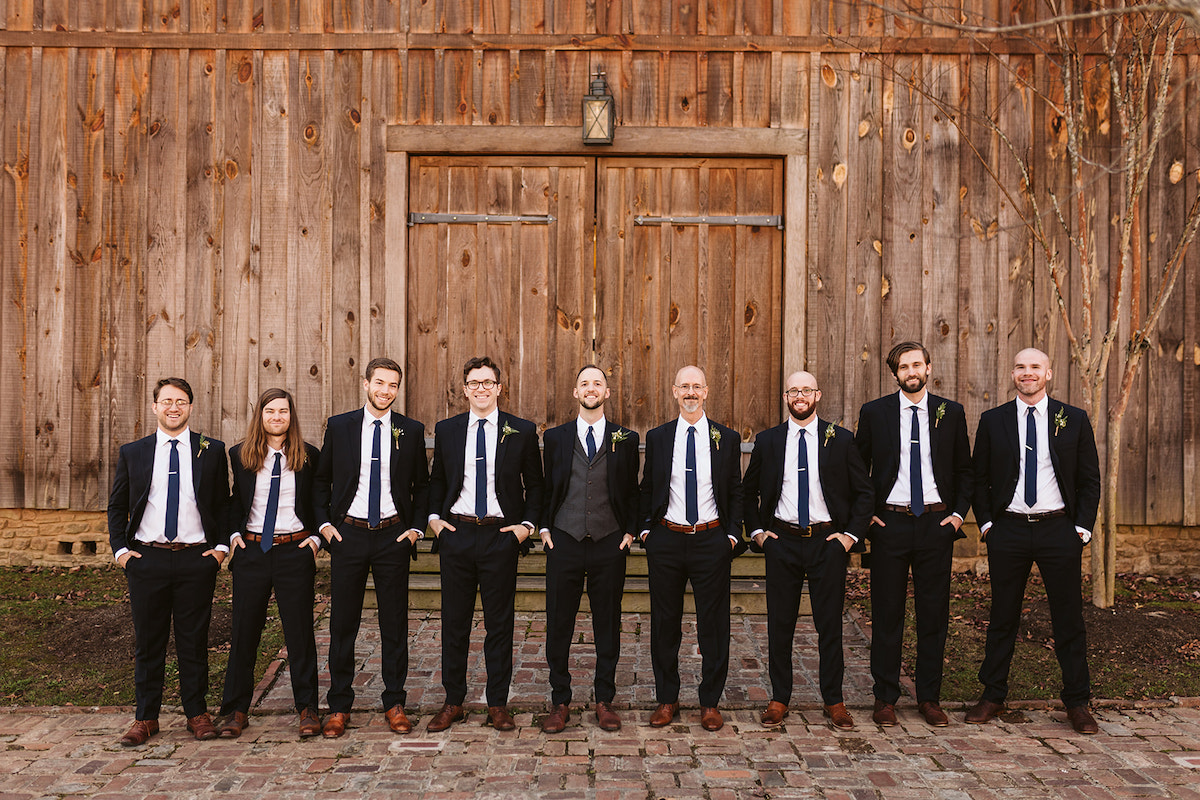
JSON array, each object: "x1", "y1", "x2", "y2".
[{"x1": 217, "y1": 388, "x2": 323, "y2": 739}]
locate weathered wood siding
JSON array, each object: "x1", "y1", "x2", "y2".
[{"x1": 0, "y1": 0, "x2": 1196, "y2": 528}]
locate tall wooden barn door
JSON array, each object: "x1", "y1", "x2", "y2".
[{"x1": 407, "y1": 156, "x2": 783, "y2": 439}]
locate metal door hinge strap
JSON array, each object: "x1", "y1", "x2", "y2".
[
  {"x1": 634, "y1": 215, "x2": 782, "y2": 229},
  {"x1": 408, "y1": 212, "x2": 556, "y2": 226}
]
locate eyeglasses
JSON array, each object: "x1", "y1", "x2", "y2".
[
  {"x1": 155, "y1": 399, "x2": 191, "y2": 408},
  {"x1": 465, "y1": 379, "x2": 498, "y2": 390},
  {"x1": 674, "y1": 383, "x2": 706, "y2": 392},
  {"x1": 784, "y1": 388, "x2": 818, "y2": 398}
]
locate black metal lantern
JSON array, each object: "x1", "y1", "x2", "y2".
[{"x1": 582, "y1": 72, "x2": 615, "y2": 145}]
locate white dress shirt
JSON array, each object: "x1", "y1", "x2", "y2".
[
  {"x1": 448, "y1": 409, "x2": 503, "y2": 518},
  {"x1": 346, "y1": 404, "x2": 400, "y2": 520},
  {"x1": 244, "y1": 447, "x2": 305, "y2": 535},
  {"x1": 886, "y1": 392, "x2": 945, "y2": 508},
  {"x1": 577, "y1": 415, "x2": 606, "y2": 455},
  {"x1": 750, "y1": 417, "x2": 854, "y2": 541},
  {"x1": 665, "y1": 415, "x2": 720, "y2": 526}
]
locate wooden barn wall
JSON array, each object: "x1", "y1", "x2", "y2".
[{"x1": 0, "y1": 0, "x2": 1196, "y2": 529}]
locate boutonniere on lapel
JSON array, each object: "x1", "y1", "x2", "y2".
[
  {"x1": 1053, "y1": 407, "x2": 1068, "y2": 437},
  {"x1": 934, "y1": 402, "x2": 947, "y2": 429},
  {"x1": 709, "y1": 426, "x2": 722, "y2": 450},
  {"x1": 823, "y1": 423, "x2": 836, "y2": 447},
  {"x1": 391, "y1": 423, "x2": 403, "y2": 450},
  {"x1": 500, "y1": 422, "x2": 519, "y2": 444},
  {"x1": 610, "y1": 428, "x2": 630, "y2": 452},
  {"x1": 196, "y1": 435, "x2": 209, "y2": 457}
]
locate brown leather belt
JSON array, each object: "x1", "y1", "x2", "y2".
[
  {"x1": 774, "y1": 519, "x2": 835, "y2": 537},
  {"x1": 1002, "y1": 509, "x2": 1067, "y2": 523},
  {"x1": 244, "y1": 530, "x2": 311, "y2": 544},
  {"x1": 883, "y1": 502, "x2": 948, "y2": 515},
  {"x1": 660, "y1": 519, "x2": 722, "y2": 534},
  {"x1": 448, "y1": 513, "x2": 506, "y2": 526},
  {"x1": 343, "y1": 514, "x2": 401, "y2": 530},
  {"x1": 137, "y1": 541, "x2": 205, "y2": 551}
]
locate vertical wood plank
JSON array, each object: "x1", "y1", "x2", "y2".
[
  {"x1": 552, "y1": 50, "x2": 587, "y2": 128},
  {"x1": 373, "y1": 50, "x2": 402, "y2": 378},
  {"x1": 516, "y1": 50, "x2": 544, "y2": 126},
  {"x1": 481, "y1": 49, "x2": 509, "y2": 125},
  {"x1": 443, "y1": 49, "x2": 472, "y2": 126},
  {"x1": 256, "y1": 51, "x2": 289, "y2": 396},
  {"x1": 223, "y1": 0, "x2": 254, "y2": 32},
  {"x1": 666, "y1": 52, "x2": 697, "y2": 127},
  {"x1": 330, "y1": 48, "x2": 362, "y2": 416},
  {"x1": 997, "y1": 54, "x2": 1034, "y2": 400},
  {"x1": 741, "y1": 51, "x2": 770, "y2": 128},
  {"x1": 1184, "y1": 54, "x2": 1200, "y2": 525}
]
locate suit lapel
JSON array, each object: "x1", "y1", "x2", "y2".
[
  {"x1": 348, "y1": 409, "x2": 365, "y2": 476},
  {"x1": 495, "y1": 411, "x2": 511, "y2": 471},
  {"x1": 1001, "y1": 400, "x2": 1020, "y2": 469},
  {"x1": 926, "y1": 393, "x2": 942, "y2": 464},
  {"x1": 189, "y1": 430, "x2": 204, "y2": 493},
  {"x1": 1046, "y1": 398, "x2": 1063, "y2": 474}
]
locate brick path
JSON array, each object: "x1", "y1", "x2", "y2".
[{"x1": 2, "y1": 608, "x2": 1198, "y2": 799}]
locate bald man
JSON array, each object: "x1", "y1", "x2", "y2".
[
  {"x1": 967, "y1": 348, "x2": 1101, "y2": 734},
  {"x1": 639, "y1": 366, "x2": 744, "y2": 732},
  {"x1": 744, "y1": 371, "x2": 873, "y2": 730}
]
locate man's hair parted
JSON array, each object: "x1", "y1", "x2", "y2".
[
  {"x1": 885, "y1": 341, "x2": 931, "y2": 376},
  {"x1": 153, "y1": 377, "x2": 194, "y2": 403},
  {"x1": 365, "y1": 357, "x2": 403, "y2": 383}
]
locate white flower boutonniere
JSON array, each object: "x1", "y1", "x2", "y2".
[
  {"x1": 610, "y1": 428, "x2": 630, "y2": 453},
  {"x1": 501, "y1": 422, "x2": 519, "y2": 444},
  {"x1": 823, "y1": 423, "x2": 836, "y2": 447},
  {"x1": 197, "y1": 435, "x2": 209, "y2": 457},
  {"x1": 391, "y1": 424, "x2": 403, "y2": 449},
  {"x1": 709, "y1": 426, "x2": 722, "y2": 450},
  {"x1": 1053, "y1": 407, "x2": 1068, "y2": 437},
  {"x1": 935, "y1": 402, "x2": 947, "y2": 429}
]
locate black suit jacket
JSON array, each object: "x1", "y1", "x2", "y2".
[
  {"x1": 542, "y1": 419, "x2": 640, "y2": 536},
  {"x1": 639, "y1": 417, "x2": 745, "y2": 555},
  {"x1": 972, "y1": 398, "x2": 1101, "y2": 532},
  {"x1": 228, "y1": 441, "x2": 321, "y2": 538},
  {"x1": 107, "y1": 431, "x2": 231, "y2": 554},
  {"x1": 856, "y1": 392, "x2": 973, "y2": 538},
  {"x1": 428, "y1": 411, "x2": 545, "y2": 526},
  {"x1": 744, "y1": 418, "x2": 874, "y2": 550},
  {"x1": 313, "y1": 409, "x2": 430, "y2": 532}
]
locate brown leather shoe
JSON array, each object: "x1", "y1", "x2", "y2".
[
  {"x1": 119, "y1": 719, "x2": 159, "y2": 747},
  {"x1": 385, "y1": 705, "x2": 412, "y2": 734},
  {"x1": 487, "y1": 705, "x2": 516, "y2": 731},
  {"x1": 298, "y1": 708, "x2": 321, "y2": 738},
  {"x1": 218, "y1": 711, "x2": 249, "y2": 738},
  {"x1": 541, "y1": 703, "x2": 570, "y2": 733},
  {"x1": 322, "y1": 712, "x2": 349, "y2": 738},
  {"x1": 648, "y1": 702, "x2": 678, "y2": 728},
  {"x1": 186, "y1": 713, "x2": 218, "y2": 741},
  {"x1": 700, "y1": 707, "x2": 724, "y2": 731},
  {"x1": 760, "y1": 700, "x2": 789, "y2": 727},
  {"x1": 427, "y1": 703, "x2": 465, "y2": 733},
  {"x1": 1066, "y1": 705, "x2": 1099, "y2": 735},
  {"x1": 595, "y1": 702, "x2": 621, "y2": 732},
  {"x1": 872, "y1": 699, "x2": 898, "y2": 727},
  {"x1": 919, "y1": 701, "x2": 950, "y2": 727},
  {"x1": 823, "y1": 702, "x2": 855, "y2": 730},
  {"x1": 964, "y1": 699, "x2": 1004, "y2": 725}
]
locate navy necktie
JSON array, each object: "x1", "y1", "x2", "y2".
[
  {"x1": 1025, "y1": 407, "x2": 1038, "y2": 506},
  {"x1": 586, "y1": 426, "x2": 597, "y2": 461},
  {"x1": 369, "y1": 420, "x2": 382, "y2": 527},
  {"x1": 261, "y1": 452, "x2": 281, "y2": 552},
  {"x1": 910, "y1": 407, "x2": 924, "y2": 517},
  {"x1": 685, "y1": 425, "x2": 699, "y2": 525},
  {"x1": 165, "y1": 439, "x2": 180, "y2": 541},
  {"x1": 475, "y1": 419, "x2": 488, "y2": 518},
  {"x1": 797, "y1": 428, "x2": 809, "y2": 528}
]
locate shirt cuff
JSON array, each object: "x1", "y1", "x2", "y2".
[
  {"x1": 405, "y1": 528, "x2": 423, "y2": 538},
  {"x1": 980, "y1": 521, "x2": 992, "y2": 535},
  {"x1": 1076, "y1": 526, "x2": 1092, "y2": 544},
  {"x1": 639, "y1": 529, "x2": 649, "y2": 541},
  {"x1": 428, "y1": 514, "x2": 441, "y2": 523},
  {"x1": 842, "y1": 532, "x2": 859, "y2": 543},
  {"x1": 215, "y1": 544, "x2": 229, "y2": 553},
  {"x1": 952, "y1": 512, "x2": 964, "y2": 521},
  {"x1": 113, "y1": 547, "x2": 128, "y2": 562},
  {"x1": 305, "y1": 535, "x2": 322, "y2": 548},
  {"x1": 750, "y1": 528, "x2": 764, "y2": 538},
  {"x1": 727, "y1": 534, "x2": 739, "y2": 545}
]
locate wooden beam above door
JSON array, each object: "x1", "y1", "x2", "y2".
[{"x1": 386, "y1": 126, "x2": 807, "y2": 156}]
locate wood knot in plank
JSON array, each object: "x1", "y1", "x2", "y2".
[
  {"x1": 821, "y1": 64, "x2": 837, "y2": 88},
  {"x1": 902, "y1": 128, "x2": 916, "y2": 151}
]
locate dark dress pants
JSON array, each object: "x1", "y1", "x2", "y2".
[
  {"x1": 544, "y1": 529, "x2": 627, "y2": 706},
  {"x1": 869, "y1": 509, "x2": 955, "y2": 705},
  {"x1": 126, "y1": 544, "x2": 221, "y2": 720},
  {"x1": 438, "y1": 520, "x2": 520, "y2": 707},
  {"x1": 764, "y1": 532, "x2": 849, "y2": 706},
  {"x1": 326, "y1": 521, "x2": 412, "y2": 713},
  {"x1": 220, "y1": 540, "x2": 318, "y2": 715},
  {"x1": 978, "y1": 515, "x2": 1091, "y2": 707},
  {"x1": 645, "y1": 524, "x2": 732, "y2": 708}
]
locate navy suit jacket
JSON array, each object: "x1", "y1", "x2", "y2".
[
  {"x1": 228, "y1": 441, "x2": 321, "y2": 538},
  {"x1": 107, "y1": 430, "x2": 230, "y2": 554},
  {"x1": 313, "y1": 409, "x2": 430, "y2": 533},
  {"x1": 972, "y1": 398, "x2": 1101, "y2": 532},
  {"x1": 541, "y1": 419, "x2": 640, "y2": 536},
  {"x1": 639, "y1": 417, "x2": 745, "y2": 555},
  {"x1": 743, "y1": 418, "x2": 874, "y2": 550},
  {"x1": 856, "y1": 392, "x2": 973, "y2": 538}
]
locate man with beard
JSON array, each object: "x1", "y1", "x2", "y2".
[
  {"x1": 745, "y1": 370, "x2": 873, "y2": 730},
  {"x1": 538, "y1": 365, "x2": 639, "y2": 733},
  {"x1": 855, "y1": 341, "x2": 972, "y2": 727},
  {"x1": 426, "y1": 356, "x2": 544, "y2": 733},
  {"x1": 109, "y1": 377, "x2": 230, "y2": 746},
  {"x1": 966, "y1": 348, "x2": 1101, "y2": 735},
  {"x1": 314, "y1": 358, "x2": 429, "y2": 738},
  {"x1": 639, "y1": 365, "x2": 744, "y2": 732}
]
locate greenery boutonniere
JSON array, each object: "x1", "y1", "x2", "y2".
[
  {"x1": 823, "y1": 423, "x2": 836, "y2": 447},
  {"x1": 196, "y1": 435, "x2": 209, "y2": 457},
  {"x1": 1053, "y1": 407, "x2": 1068, "y2": 437},
  {"x1": 391, "y1": 423, "x2": 403, "y2": 449},
  {"x1": 935, "y1": 402, "x2": 947, "y2": 428},
  {"x1": 709, "y1": 426, "x2": 722, "y2": 450},
  {"x1": 500, "y1": 422, "x2": 519, "y2": 444},
  {"x1": 610, "y1": 428, "x2": 630, "y2": 452}
]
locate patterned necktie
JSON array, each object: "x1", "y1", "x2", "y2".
[
  {"x1": 261, "y1": 452, "x2": 281, "y2": 552},
  {"x1": 1025, "y1": 406, "x2": 1038, "y2": 507},
  {"x1": 475, "y1": 419, "x2": 488, "y2": 518},
  {"x1": 369, "y1": 420, "x2": 382, "y2": 527},
  {"x1": 165, "y1": 439, "x2": 180, "y2": 541},
  {"x1": 797, "y1": 428, "x2": 809, "y2": 528},
  {"x1": 910, "y1": 406, "x2": 924, "y2": 517},
  {"x1": 685, "y1": 426, "x2": 699, "y2": 525},
  {"x1": 586, "y1": 426, "x2": 597, "y2": 461}
]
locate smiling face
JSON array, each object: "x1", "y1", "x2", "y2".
[
  {"x1": 153, "y1": 385, "x2": 192, "y2": 436},
  {"x1": 1012, "y1": 348, "x2": 1052, "y2": 404},
  {"x1": 784, "y1": 371, "x2": 820, "y2": 423},
  {"x1": 672, "y1": 366, "x2": 708, "y2": 418},
  {"x1": 363, "y1": 367, "x2": 400, "y2": 416},
  {"x1": 574, "y1": 367, "x2": 610, "y2": 412},
  {"x1": 261, "y1": 397, "x2": 292, "y2": 438},
  {"x1": 464, "y1": 365, "x2": 501, "y2": 416},
  {"x1": 893, "y1": 349, "x2": 931, "y2": 398}
]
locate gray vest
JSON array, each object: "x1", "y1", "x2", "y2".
[{"x1": 552, "y1": 436, "x2": 622, "y2": 541}]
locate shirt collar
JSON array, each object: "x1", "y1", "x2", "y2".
[
  {"x1": 470, "y1": 408, "x2": 500, "y2": 427},
  {"x1": 1019, "y1": 395, "x2": 1049, "y2": 417},
  {"x1": 156, "y1": 427, "x2": 190, "y2": 446},
  {"x1": 363, "y1": 404, "x2": 390, "y2": 424},
  {"x1": 577, "y1": 415, "x2": 606, "y2": 438},
  {"x1": 899, "y1": 391, "x2": 929, "y2": 412},
  {"x1": 790, "y1": 416, "x2": 820, "y2": 436},
  {"x1": 677, "y1": 414, "x2": 709, "y2": 434}
]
